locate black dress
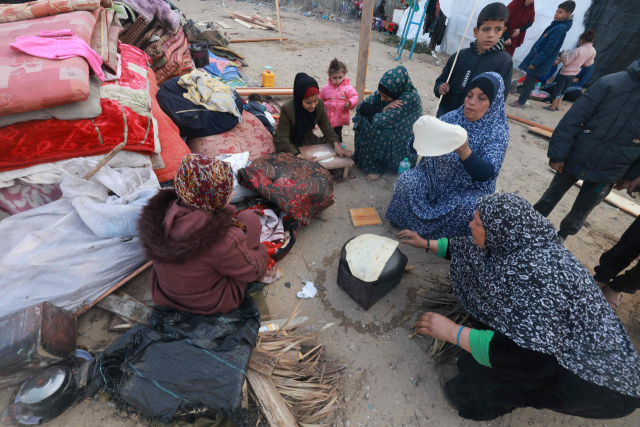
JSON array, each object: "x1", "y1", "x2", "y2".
[{"x1": 445, "y1": 331, "x2": 640, "y2": 421}]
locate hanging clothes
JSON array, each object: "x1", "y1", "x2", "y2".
[
  {"x1": 422, "y1": 0, "x2": 440, "y2": 35},
  {"x1": 386, "y1": 72, "x2": 509, "y2": 238},
  {"x1": 504, "y1": 0, "x2": 536, "y2": 57}
]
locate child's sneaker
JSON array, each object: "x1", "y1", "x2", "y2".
[{"x1": 509, "y1": 101, "x2": 526, "y2": 109}]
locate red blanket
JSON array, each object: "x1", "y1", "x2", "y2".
[{"x1": 0, "y1": 44, "x2": 155, "y2": 173}]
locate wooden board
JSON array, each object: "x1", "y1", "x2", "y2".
[
  {"x1": 96, "y1": 291, "x2": 152, "y2": 325},
  {"x1": 576, "y1": 180, "x2": 640, "y2": 217},
  {"x1": 234, "y1": 18, "x2": 253, "y2": 28},
  {"x1": 528, "y1": 126, "x2": 553, "y2": 138},
  {"x1": 216, "y1": 21, "x2": 231, "y2": 29},
  {"x1": 356, "y1": 0, "x2": 376, "y2": 103},
  {"x1": 230, "y1": 37, "x2": 288, "y2": 43},
  {"x1": 249, "y1": 348, "x2": 280, "y2": 376},
  {"x1": 350, "y1": 207, "x2": 382, "y2": 227},
  {"x1": 299, "y1": 143, "x2": 354, "y2": 170},
  {"x1": 506, "y1": 113, "x2": 554, "y2": 133},
  {"x1": 247, "y1": 370, "x2": 298, "y2": 427}
]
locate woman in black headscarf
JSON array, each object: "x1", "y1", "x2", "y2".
[
  {"x1": 398, "y1": 193, "x2": 640, "y2": 421},
  {"x1": 374, "y1": 0, "x2": 388, "y2": 19},
  {"x1": 274, "y1": 73, "x2": 352, "y2": 159}
]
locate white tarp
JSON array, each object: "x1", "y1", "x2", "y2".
[
  {"x1": 398, "y1": 0, "x2": 588, "y2": 66},
  {"x1": 0, "y1": 159, "x2": 160, "y2": 317}
]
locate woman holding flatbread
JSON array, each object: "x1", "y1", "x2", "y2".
[
  {"x1": 386, "y1": 72, "x2": 509, "y2": 238},
  {"x1": 352, "y1": 66, "x2": 423, "y2": 181},
  {"x1": 397, "y1": 193, "x2": 640, "y2": 421},
  {"x1": 273, "y1": 73, "x2": 352, "y2": 159}
]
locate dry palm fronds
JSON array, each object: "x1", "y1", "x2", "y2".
[
  {"x1": 413, "y1": 283, "x2": 473, "y2": 364},
  {"x1": 254, "y1": 302, "x2": 346, "y2": 426}
]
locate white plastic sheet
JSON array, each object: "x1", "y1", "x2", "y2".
[
  {"x1": 215, "y1": 152, "x2": 258, "y2": 203},
  {"x1": 0, "y1": 159, "x2": 160, "y2": 317}
]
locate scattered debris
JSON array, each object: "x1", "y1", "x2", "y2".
[{"x1": 297, "y1": 281, "x2": 318, "y2": 298}]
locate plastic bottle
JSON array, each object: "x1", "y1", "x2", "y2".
[
  {"x1": 262, "y1": 66, "x2": 275, "y2": 88},
  {"x1": 398, "y1": 158, "x2": 411, "y2": 174},
  {"x1": 533, "y1": 82, "x2": 541, "y2": 96}
]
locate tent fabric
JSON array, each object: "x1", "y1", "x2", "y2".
[
  {"x1": 584, "y1": 0, "x2": 640, "y2": 84},
  {"x1": 398, "y1": 1, "x2": 589, "y2": 67}
]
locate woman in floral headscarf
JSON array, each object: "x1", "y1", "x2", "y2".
[
  {"x1": 398, "y1": 193, "x2": 640, "y2": 421},
  {"x1": 138, "y1": 154, "x2": 268, "y2": 315},
  {"x1": 352, "y1": 65, "x2": 423, "y2": 181}
]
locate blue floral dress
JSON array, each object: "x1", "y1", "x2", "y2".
[
  {"x1": 385, "y1": 72, "x2": 510, "y2": 239},
  {"x1": 352, "y1": 66, "x2": 423, "y2": 174}
]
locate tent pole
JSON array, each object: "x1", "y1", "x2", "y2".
[
  {"x1": 356, "y1": 0, "x2": 376, "y2": 103},
  {"x1": 275, "y1": 0, "x2": 283, "y2": 42}
]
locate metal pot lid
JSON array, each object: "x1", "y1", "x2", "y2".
[{"x1": 19, "y1": 367, "x2": 67, "y2": 404}]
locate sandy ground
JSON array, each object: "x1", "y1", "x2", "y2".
[{"x1": 2, "y1": 2, "x2": 639, "y2": 426}]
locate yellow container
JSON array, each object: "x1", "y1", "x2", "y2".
[{"x1": 262, "y1": 67, "x2": 275, "y2": 87}]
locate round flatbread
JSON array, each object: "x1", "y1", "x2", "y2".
[{"x1": 413, "y1": 115, "x2": 468, "y2": 157}]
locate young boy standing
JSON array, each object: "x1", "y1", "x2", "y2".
[
  {"x1": 545, "y1": 29, "x2": 596, "y2": 111},
  {"x1": 533, "y1": 59, "x2": 640, "y2": 242},
  {"x1": 511, "y1": 1, "x2": 575, "y2": 109},
  {"x1": 433, "y1": 2, "x2": 512, "y2": 117}
]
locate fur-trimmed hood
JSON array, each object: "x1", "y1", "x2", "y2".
[{"x1": 138, "y1": 188, "x2": 235, "y2": 264}]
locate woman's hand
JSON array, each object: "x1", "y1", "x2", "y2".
[
  {"x1": 296, "y1": 153, "x2": 311, "y2": 161},
  {"x1": 397, "y1": 230, "x2": 428, "y2": 249},
  {"x1": 382, "y1": 100, "x2": 403, "y2": 112},
  {"x1": 511, "y1": 28, "x2": 520, "y2": 38},
  {"x1": 455, "y1": 138, "x2": 472, "y2": 161},
  {"x1": 334, "y1": 142, "x2": 353, "y2": 157},
  {"x1": 414, "y1": 312, "x2": 459, "y2": 342},
  {"x1": 504, "y1": 38, "x2": 512, "y2": 45},
  {"x1": 438, "y1": 82, "x2": 450, "y2": 96}
]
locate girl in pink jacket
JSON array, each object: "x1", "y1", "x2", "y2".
[{"x1": 319, "y1": 58, "x2": 359, "y2": 143}]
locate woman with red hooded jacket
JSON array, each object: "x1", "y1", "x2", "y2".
[{"x1": 502, "y1": 0, "x2": 535, "y2": 57}]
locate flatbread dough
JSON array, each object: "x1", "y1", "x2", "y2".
[
  {"x1": 413, "y1": 115, "x2": 468, "y2": 157},
  {"x1": 313, "y1": 151, "x2": 335, "y2": 163},
  {"x1": 346, "y1": 234, "x2": 400, "y2": 283}
]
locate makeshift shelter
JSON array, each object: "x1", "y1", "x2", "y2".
[
  {"x1": 398, "y1": 0, "x2": 589, "y2": 67},
  {"x1": 584, "y1": 0, "x2": 640, "y2": 83}
]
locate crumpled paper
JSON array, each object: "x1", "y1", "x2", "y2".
[{"x1": 297, "y1": 281, "x2": 317, "y2": 299}]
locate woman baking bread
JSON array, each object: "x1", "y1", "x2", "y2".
[{"x1": 273, "y1": 73, "x2": 352, "y2": 159}]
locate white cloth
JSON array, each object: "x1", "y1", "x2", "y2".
[
  {"x1": 257, "y1": 209, "x2": 284, "y2": 243},
  {"x1": 0, "y1": 159, "x2": 160, "y2": 316},
  {"x1": 215, "y1": 152, "x2": 258, "y2": 203}
]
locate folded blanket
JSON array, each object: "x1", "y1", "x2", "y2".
[
  {"x1": 0, "y1": 0, "x2": 111, "y2": 23},
  {"x1": 118, "y1": 0, "x2": 179, "y2": 33}
]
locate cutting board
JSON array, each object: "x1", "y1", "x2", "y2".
[{"x1": 350, "y1": 207, "x2": 382, "y2": 227}]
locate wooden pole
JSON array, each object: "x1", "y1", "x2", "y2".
[
  {"x1": 230, "y1": 37, "x2": 288, "y2": 43},
  {"x1": 275, "y1": 0, "x2": 283, "y2": 42},
  {"x1": 356, "y1": 0, "x2": 375, "y2": 103},
  {"x1": 82, "y1": 142, "x2": 126, "y2": 180}
]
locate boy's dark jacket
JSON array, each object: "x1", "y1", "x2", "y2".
[
  {"x1": 243, "y1": 101, "x2": 274, "y2": 134},
  {"x1": 548, "y1": 60, "x2": 640, "y2": 184},
  {"x1": 519, "y1": 18, "x2": 573, "y2": 76},
  {"x1": 434, "y1": 39, "x2": 512, "y2": 117}
]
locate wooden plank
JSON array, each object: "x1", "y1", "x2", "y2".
[
  {"x1": 216, "y1": 21, "x2": 231, "y2": 29},
  {"x1": 528, "y1": 126, "x2": 553, "y2": 138},
  {"x1": 355, "y1": 0, "x2": 375, "y2": 103},
  {"x1": 249, "y1": 348, "x2": 280, "y2": 376},
  {"x1": 234, "y1": 87, "x2": 372, "y2": 96},
  {"x1": 108, "y1": 316, "x2": 132, "y2": 332},
  {"x1": 96, "y1": 291, "x2": 152, "y2": 325},
  {"x1": 230, "y1": 37, "x2": 288, "y2": 43},
  {"x1": 575, "y1": 181, "x2": 640, "y2": 217},
  {"x1": 234, "y1": 18, "x2": 253, "y2": 28},
  {"x1": 76, "y1": 261, "x2": 153, "y2": 316},
  {"x1": 247, "y1": 370, "x2": 298, "y2": 427},
  {"x1": 275, "y1": 0, "x2": 283, "y2": 41},
  {"x1": 506, "y1": 113, "x2": 554, "y2": 133},
  {"x1": 350, "y1": 207, "x2": 382, "y2": 227}
]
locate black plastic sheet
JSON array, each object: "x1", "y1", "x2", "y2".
[{"x1": 86, "y1": 297, "x2": 260, "y2": 422}]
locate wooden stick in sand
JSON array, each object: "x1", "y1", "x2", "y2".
[{"x1": 82, "y1": 142, "x2": 126, "y2": 180}]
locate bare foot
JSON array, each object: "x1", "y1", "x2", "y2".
[
  {"x1": 365, "y1": 173, "x2": 381, "y2": 182},
  {"x1": 602, "y1": 285, "x2": 622, "y2": 311}
]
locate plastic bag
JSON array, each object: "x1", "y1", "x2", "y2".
[{"x1": 0, "y1": 159, "x2": 159, "y2": 316}]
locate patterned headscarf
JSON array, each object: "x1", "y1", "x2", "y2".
[
  {"x1": 175, "y1": 154, "x2": 245, "y2": 230},
  {"x1": 378, "y1": 65, "x2": 416, "y2": 100},
  {"x1": 450, "y1": 193, "x2": 640, "y2": 398}
]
